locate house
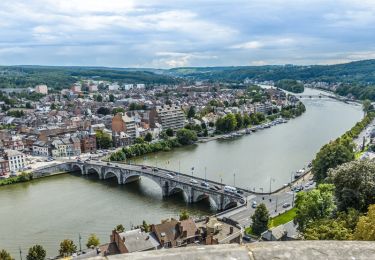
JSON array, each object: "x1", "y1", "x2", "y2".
[
  {"x1": 112, "y1": 113, "x2": 137, "y2": 141},
  {"x1": 149, "y1": 105, "x2": 185, "y2": 132},
  {"x1": 4, "y1": 150, "x2": 27, "y2": 172},
  {"x1": 32, "y1": 141, "x2": 50, "y2": 157},
  {"x1": 261, "y1": 221, "x2": 298, "y2": 241},
  {"x1": 35, "y1": 84, "x2": 48, "y2": 94},
  {"x1": 151, "y1": 218, "x2": 200, "y2": 248},
  {"x1": 196, "y1": 217, "x2": 242, "y2": 245},
  {"x1": 0, "y1": 158, "x2": 10, "y2": 175},
  {"x1": 110, "y1": 229, "x2": 160, "y2": 254}
]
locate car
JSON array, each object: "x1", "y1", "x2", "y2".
[
  {"x1": 107, "y1": 162, "x2": 111, "y2": 165},
  {"x1": 251, "y1": 201, "x2": 257, "y2": 208},
  {"x1": 190, "y1": 179, "x2": 198, "y2": 184},
  {"x1": 242, "y1": 235, "x2": 251, "y2": 242},
  {"x1": 152, "y1": 168, "x2": 158, "y2": 172},
  {"x1": 214, "y1": 185, "x2": 221, "y2": 190},
  {"x1": 282, "y1": 203, "x2": 291, "y2": 208},
  {"x1": 141, "y1": 166, "x2": 147, "y2": 169},
  {"x1": 236, "y1": 190, "x2": 244, "y2": 194},
  {"x1": 166, "y1": 174, "x2": 174, "y2": 178},
  {"x1": 209, "y1": 187, "x2": 216, "y2": 191},
  {"x1": 201, "y1": 182, "x2": 209, "y2": 187},
  {"x1": 115, "y1": 165, "x2": 119, "y2": 167},
  {"x1": 239, "y1": 198, "x2": 245, "y2": 204}
]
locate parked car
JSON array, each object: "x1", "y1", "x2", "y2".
[
  {"x1": 107, "y1": 162, "x2": 111, "y2": 166},
  {"x1": 190, "y1": 179, "x2": 198, "y2": 184},
  {"x1": 166, "y1": 174, "x2": 174, "y2": 179},
  {"x1": 282, "y1": 203, "x2": 291, "y2": 208},
  {"x1": 141, "y1": 166, "x2": 147, "y2": 169},
  {"x1": 252, "y1": 201, "x2": 257, "y2": 208},
  {"x1": 201, "y1": 182, "x2": 209, "y2": 187},
  {"x1": 152, "y1": 168, "x2": 158, "y2": 172}
]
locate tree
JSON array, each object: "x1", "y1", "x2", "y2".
[
  {"x1": 59, "y1": 239, "x2": 77, "y2": 257},
  {"x1": 251, "y1": 203, "x2": 269, "y2": 236},
  {"x1": 243, "y1": 114, "x2": 251, "y2": 127},
  {"x1": 115, "y1": 224, "x2": 125, "y2": 233},
  {"x1": 86, "y1": 234, "x2": 100, "y2": 248},
  {"x1": 25, "y1": 102, "x2": 32, "y2": 109},
  {"x1": 96, "y1": 94, "x2": 103, "y2": 102},
  {"x1": 235, "y1": 113, "x2": 243, "y2": 129},
  {"x1": 294, "y1": 184, "x2": 336, "y2": 232},
  {"x1": 26, "y1": 245, "x2": 46, "y2": 260},
  {"x1": 179, "y1": 209, "x2": 189, "y2": 221},
  {"x1": 187, "y1": 106, "x2": 195, "y2": 119},
  {"x1": 354, "y1": 204, "x2": 375, "y2": 240},
  {"x1": 50, "y1": 103, "x2": 56, "y2": 110},
  {"x1": 112, "y1": 107, "x2": 125, "y2": 115},
  {"x1": 109, "y1": 94, "x2": 115, "y2": 102},
  {"x1": 97, "y1": 107, "x2": 111, "y2": 115},
  {"x1": 0, "y1": 249, "x2": 13, "y2": 260},
  {"x1": 303, "y1": 218, "x2": 353, "y2": 240},
  {"x1": 176, "y1": 129, "x2": 198, "y2": 145},
  {"x1": 142, "y1": 220, "x2": 150, "y2": 232},
  {"x1": 144, "y1": 132, "x2": 153, "y2": 142},
  {"x1": 96, "y1": 130, "x2": 112, "y2": 149},
  {"x1": 166, "y1": 128, "x2": 174, "y2": 137},
  {"x1": 312, "y1": 141, "x2": 354, "y2": 183},
  {"x1": 215, "y1": 113, "x2": 237, "y2": 133},
  {"x1": 328, "y1": 160, "x2": 375, "y2": 212},
  {"x1": 362, "y1": 99, "x2": 372, "y2": 116}
]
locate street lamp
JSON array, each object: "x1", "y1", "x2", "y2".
[
  {"x1": 204, "y1": 166, "x2": 207, "y2": 181},
  {"x1": 191, "y1": 166, "x2": 194, "y2": 177},
  {"x1": 233, "y1": 172, "x2": 236, "y2": 187},
  {"x1": 269, "y1": 177, "x2": 275, "y2": 195}
]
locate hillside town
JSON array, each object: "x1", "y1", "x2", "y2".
[{"x1": 0, "y1": 80, "x2": 303, "y2": 177}]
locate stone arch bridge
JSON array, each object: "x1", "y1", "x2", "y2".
[{"x1": 35, "y1": 161, "x2": 247, "y2": 211}]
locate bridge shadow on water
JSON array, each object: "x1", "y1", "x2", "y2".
[{"x1": 69, "y1": 171, "x2": 216, "y2": 214}]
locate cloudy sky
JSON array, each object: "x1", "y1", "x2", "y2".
[{"x1": 0, "y1": 0, "x2": 374, "y2": 68}]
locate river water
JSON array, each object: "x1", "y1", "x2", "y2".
[{"x1": 0, "y1": 87, "x2": 362, "y2": 258}]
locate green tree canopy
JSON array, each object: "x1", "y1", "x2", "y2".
[
  {"x1": 362, "y1": 99, "x2": 372, "y2": 115},
  {"x1": 95, "y1": 130, "x2": 112, "y2": 149},
  {"x1": 295, "y1": 184, "x2": 336, "y2": 232},
  {"x1": 86, "y1": 234, "x2": 100, "y2": 248},
  {"x1": 303, "y1": 218, "x2": 353, "y2": 240},
  {"x1": 0, "y1": 249, "x2": 14, "y2": 260},
  {"x1": 251, "y1": 203, "x2": 270, "y2": 236},
  {"x1": 115, "y1": 224, "x2": 125, "y2": 233},
  {"x1": 166, "y1": 128, "x2": 174, "y2": 137},
  {"x1": 354, "y1": 204, "x2": 375, "y2": 240},
  {"x1": 179, "y1": 209, "x2": 190, "y2": 221},
  {"x1": 144, "y1": 132, "x2": 153, "y2": 142},
  {"x1": 59, "y1": 239, "x2": 77, "y2": 257},
  {"x1": 312, "y1": 141, "x2": 354, "y2": 183},
  {"x1": 328, "y1": 160, "x2": 375, "y2": 212},
  {"x1": 187, "y1": 106, "x2": 196, "y2": 118},
  {"x1": 26, "y1": 245, "x2": 46, "y2": 260},
  {"x1": 215, "y1": 113, "x2": 237, "y2": 133},
  {"x1": 176, "y1": 129, "x2": 198, "y2": 145}
]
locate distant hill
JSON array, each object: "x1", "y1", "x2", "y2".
[
  {"x1": 168, "y1": 59, "x2": 375, "y2": 84},
  {"x1": 0, "y1": 66, "x2": 180, "y2": 90}
]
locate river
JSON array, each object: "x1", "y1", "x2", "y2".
[{"x1": 0, "y1": 87, "x2": 362, "y2": 258}]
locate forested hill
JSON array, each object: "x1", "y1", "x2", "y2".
[
  {"x1": 168, "y1": 59, "x2": 375, "y2": 84},
  {"x1": 0, "y1": 66, "x2": 180, "y2": 90}
]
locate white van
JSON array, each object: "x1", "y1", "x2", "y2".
[{"x1": 224, "y1": 185, "x2": 237, "y2": 193}]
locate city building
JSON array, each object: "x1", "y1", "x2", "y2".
[
  {"x1": 4, "y1": 150, "x2": 27, "y2": 172},
  {"x1": 32, "y1": 141, "x2": 50, "y2": 157},
  {"x1": 0, "y1": 158, "x2": 10, "y2": 175},
  {"x1": 35, "y1": 84, "x2": 48, "y2": 94},
  {"x1": 149, "y1": 105, "x2": 185, "y2": 131},
  {"x1": 112, "y1": 113, "x2": 137, "y2": 141},
  {"x1": 110, "y1": 229, "x2": 160, "y2": 254}
]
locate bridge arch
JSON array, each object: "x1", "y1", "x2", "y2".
[
  {"x1": 168, "y1": 187, "x2": 189, "y2": 201},
  {"x1": 86, "y1": 167, "x2": 102, "y2": 179},
  {"x1": 103, "y1": 171, "x2": 120, "y2": 181},
  {"x1": 71, "y1": 164, "x2": 83, "y2": 174},
  {"x1": 223, "y1": 201, "x2": 238, "y2": 211},
  {"x1": 194, "y1": 193, "x2": 219, "y2": 209}
]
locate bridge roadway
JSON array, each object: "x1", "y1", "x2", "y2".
[{"x1": 35, "y1": 160, "x2": 249, "y2": 211}]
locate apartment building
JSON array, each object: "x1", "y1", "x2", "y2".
[
  {"x1": 112, "y1": 113, "x2": 137, "y2": 141},
  {"x1": 149, "y1": 105, "x2": 185, "y2": 131},
  {"x1": 4, "y1": 150, "x2": 27, "y2": 172}
]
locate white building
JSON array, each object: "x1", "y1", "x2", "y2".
[
  {"x1": 109, "y1": 83, "x2": 120, "y2": 91},
  {"x1": 124, "y1": 84, "x2": 133, "y2": 90},
  {"x1": 5, "y1": 150, "x2": 27, "y2": 172},
  {"x1": 32, "y1": 141, "x2": 50, "y2": 157},
  {"x1": 35, "y1": 84, "x2": 48, "y2": 94},
  {"x1": 136, "y1": 84, "x2": 145, "y2": 89}
]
